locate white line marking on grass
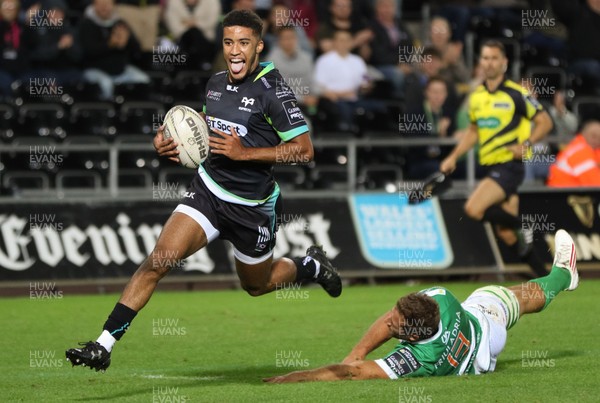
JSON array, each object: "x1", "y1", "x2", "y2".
[{"x1": 134, "y1": 374, "x2": 223, "y2": 381}]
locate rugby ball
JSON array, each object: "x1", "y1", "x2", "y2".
[{"x1": 162, "y1": 105, "x2": 209, "y2": 168}]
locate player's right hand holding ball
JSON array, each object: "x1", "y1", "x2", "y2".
[{"x1": 153, "y1": 125, "x2": 180, "y2": 163}]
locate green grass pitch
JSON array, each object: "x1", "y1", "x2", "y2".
[{"x1": 1, "y1": 279, "x2": 598, "y2": 402}]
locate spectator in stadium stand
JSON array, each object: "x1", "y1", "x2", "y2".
[
  {"x1": 21, "y1": 0, "x2": 83, "y2": 88},
  {"x1": 79, "y1": 0, "x2": 150, "y2": 100},
  {"x1": 521, "y1": 77, "x2": 578, "y2": 183},
  {"x1": 262, "y1": 3, "x2": 312, "y2": 57},
  {"x1": 432, "y1": 0, "x2": 525, "y2": 42},
  {"x1": 550, "y1": 0, "x2": 600, "y2": 95},
  {"x1": 253, "y1": 0, "x2": 270, "y2": 18},
  {"x1": 404, "y1": 77, "x2": 456, "y2": 180},
  {"x1": 440, "y1": 40, "x2": 554, "y2": 277},
  {"x1": 164, "y1": 0, "x2": 221, "y2": 69},
  {"x1": 113, "y1": 0, "x2": 160, "y2": 52},
  {"x1": 431, "y1": 0, "x2": 480, "y2": 43},
  {"x1": 368, "y1": 0, "x2": 413, "y2": 100},
  {"x1": 0, "y1": 0, "x2": 28, "y2": 99},
  {"x1": 427, "y1": 16, "x2": 470, "y2": 88},
  {"x1": 315, "y1": 0, "x2": 373, "y2": 24},
  {"x1": 314, "y1": 29, "x2": 382, "y2": 133},
  {"x1": 315, "y1": 0, "x2": 372, "y2": 59},
  {"x1": 265, "y1": 230, "x2": 579, "y2": 382},
  {"x1": 280, "y1": 0, "x2": 319, "y2": 46},
  {"x1": 404, "y1": 47, "x2": 460, "y2": 129},
  {"x1": 547, "y1": 120, "x2": 600, "y2": 187},
  {"x1": 265, "y1": 25, "x2": 317, "y2": 114}
]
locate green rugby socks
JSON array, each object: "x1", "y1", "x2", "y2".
[{"x1": 529, "y1": 265, "x2": 571, "y2": 310}]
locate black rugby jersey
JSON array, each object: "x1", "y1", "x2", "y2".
[{"x1": 199, "y1": 61, "x2": 309, "y2": 205}]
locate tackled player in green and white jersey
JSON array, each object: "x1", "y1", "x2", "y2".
[{"x1": 265, "y1": 229, "x2": 579, "y2": 382}]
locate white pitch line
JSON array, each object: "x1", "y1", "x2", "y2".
[{"x1": 135, "y1": 374, "x2": 223, "y2": 381}]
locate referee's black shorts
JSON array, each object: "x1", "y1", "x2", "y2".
[
  {"x1": 174, "y1": 174, "x2": 282, "y2": 264},
  {"x1": 485, "y1": 161, "x2": 524, "y2": 198}
]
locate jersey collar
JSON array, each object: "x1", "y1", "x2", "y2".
[
  {"x1": 253, "y1": 61, "x2": 275, "y2": 82},
  {"x1": 483, "y1": 75, "x2": 507, "y2": 94}
]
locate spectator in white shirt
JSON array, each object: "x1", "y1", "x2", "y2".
[{"x1": 314, "y1": 29, "x2": 371, "y2": 132}]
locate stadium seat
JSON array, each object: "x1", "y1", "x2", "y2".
[
  {"x1": 69, "y1": 102, "x2": 117, "y2": 138},
  {"x1": 64, "y1": 81, "x2": 103, "y2": 103},
  {"x1": 115, "y1": 134, "x2": 161, "y2": 177},
  {"x1": 119, "y1": 102, "x2": 165, "y2": 136},
  {"x1": 357, "y1": 145, "x2": 406, "y2": 168},
  {"x1": 146, "y1": 71, "x2": 173, "y2": 104},
  {"x1": 3, "y1": 170, "x2": 50, "y2": 195},
  {"x1": 10, "y1": 137, "x2": 58, "y2": 172},
  {"x1": 113, "y1": 82, "x2": 152, "y2": 104},
  {"x1": 572, "y1": 97, "x2": 600, "y2": 123},
  {"x1": 56, "y1": 169, "x2": 103, "y2": 194},
  {"x1": 273, "y1": 165, "x2": 307, "y2": 190},
  {"x1": 0, "y1": 103, "x2": 15, "y2": 142},
  {"x1": 309, "y1": 164, "x2": 349, "y2": 191},
  {"x1": 357, "y1": 164, "x2": 403, "y2": 190},
  {"x1": 17, "y1": 103, "x2": 67, "y2": 139},
  {"x1": 313, "y1": 146, "x2": 348, "y2": 165},
  {"x1": 118, "y1": 168, "x2": 153, "y2": 188},
  {"x1": 170, "y1": 70, "x2": 211, "y2": 102},
  {"x1": 524, "y1": 66, "x2": 567, "y2": 94},
  {"x1": 63, "y1": 136, "x2": 109, "y2": 172}
]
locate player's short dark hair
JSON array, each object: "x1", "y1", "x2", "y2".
[
  {"x1": 223, "y1": 9, "x2": 263, "y2": 39},
  {"x1": 396, "y1": 293, "x2": 440, "y2": 341},
  {"x1": 481, "y1": 39, "x2": 506, "y2": 56}
]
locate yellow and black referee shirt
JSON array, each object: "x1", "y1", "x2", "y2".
[{"x1": 469, "y1": 78, "x2": 543, "y2": 165}]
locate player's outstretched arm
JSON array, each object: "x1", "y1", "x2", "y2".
[
  {"x1": 209, "y1": 126, "x2": 314, "y2": 164},
  {"x1": 264, "y1": 360, "x2": 388, "y2": 383},
  {"x1": 342, "y1": 312, "x2": 394, "y2": 364},
  {"x1": 440, "y1": 123, "x2": 478, "y2": 174}
]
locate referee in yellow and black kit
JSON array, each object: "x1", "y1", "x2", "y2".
[{"x1": 440, "y1": 40, "x2": 553, "y2": 276}]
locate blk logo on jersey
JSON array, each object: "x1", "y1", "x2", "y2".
[
  {"x1": 226, "y1": 84, "x2": 238, "y2": 92},
  {"x1": 206, "y1": 116, "x2": 248, "y2": 137}
]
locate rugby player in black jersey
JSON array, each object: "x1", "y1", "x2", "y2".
[{"x1": 66, "y1": 10, "x2": 341, "y2": 372}]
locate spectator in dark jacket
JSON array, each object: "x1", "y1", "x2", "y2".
[
  {"x1": 550, "y1": 0, "x2": 600, "y2": 94},
  {"x1": 368, "y1": 0, "x2": 413, "y2": 99},
  {"x1": 21, "y1": 0, "x2": 82, "y2": 87},
  {"x1": 404, "y1": 47, "x2": 460, "y2": 120},
  {"x1": 115, "y1": 0, "x2": 160, "y2": 51},
  {"x1": 79, "y1": 0, "x2": 149, "y2": 100},
  {"x1": 315, "y1": 0, "x2": 372, "y2": 58},
  {"x1": 0, "y1": 0, "x2": 28, "y2": 97},
  {"x1": 404, "y1": 76, "x2": 456, "y2": 179}
]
